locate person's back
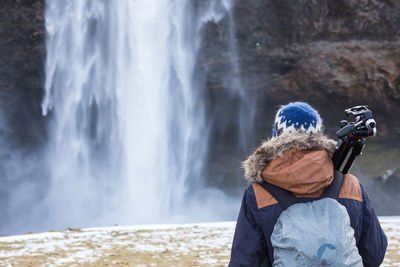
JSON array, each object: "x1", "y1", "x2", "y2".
[{"x1": 229, "y1": 102, "x2": 387, "y2": 267}]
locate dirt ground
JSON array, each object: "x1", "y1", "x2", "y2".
[{"x1": 0, "y1": 220, "x2": 398, "y2": 266}]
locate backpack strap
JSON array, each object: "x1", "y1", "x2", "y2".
[
  {"x1": 320, "y1": 170, "x2": 344, "y2": 199},
  {"x1": 259, "y1": 170, "x2": 345, "y2": 210},
  {"x1": 259, "y1": 181, "x2": 297, "y2": 210}
]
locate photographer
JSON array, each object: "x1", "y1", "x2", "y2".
[{"x1": 229, "y1": 102, "x2": 387, "y2": 267}]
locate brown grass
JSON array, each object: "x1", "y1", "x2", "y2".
[{"x1": 0, "y1": 223, "x2": 398, "y2": 266}]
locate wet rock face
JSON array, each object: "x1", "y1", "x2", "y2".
[
  {"x1": 201, "y1": 0, "x2": 400, "y2": 137},
  {"x1": 263, "y1": 41, "x2": 400, "y2": 136},
  {"x1": 0, "y1": 0, "x2": 47, "y2": 229},
  {"x1": 0, "y1": 0, "x2": 46, "y2": 148},
  {"x1": 235, "y1": 0, "x2": 400, "y2": 46},
  {"x1": 0, "y1": 0, "x2": 45, "y2": 92}
]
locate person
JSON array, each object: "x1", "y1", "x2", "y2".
[{"x1": 229, "y1": 102, "x2": 387, "y2": 267}]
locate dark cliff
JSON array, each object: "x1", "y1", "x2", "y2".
[
  {"x1": 0, "y1": 0, "x2": 47, "y2": 226},
  {"x1": 0, "y1": 0, "x2": 46, "y2": 148},
  {"x1": 201, "y1": 0, "x2": 400, "y2": 137}
]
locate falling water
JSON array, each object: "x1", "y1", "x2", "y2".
[
  {"x1": 39, "y1": 0, "x2": 235, "y2": 230},
  {"x1": 226, "y1": 5, "x2": 257, "y2": 152}
]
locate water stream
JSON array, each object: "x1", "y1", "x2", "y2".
[{"x1": 39, "y1": 0, "x2": 241, "y2": 230}]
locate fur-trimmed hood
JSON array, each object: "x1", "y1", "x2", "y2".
[{"x1": 243, "y1": 132, "x2": 336, "y2": 184}]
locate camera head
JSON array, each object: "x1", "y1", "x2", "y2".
[
  {"x1": 336, "y1": 105, "x2": 377, "y2": 138},
  {"x1": 332, "y1": 105, "x2": 377, "y2": 173}
]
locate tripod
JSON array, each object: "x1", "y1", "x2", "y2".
[{"x1": 332, "y1": 106, "x2": 376, "y2": 174}]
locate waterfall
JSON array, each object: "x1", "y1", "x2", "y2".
[
  {"x1": 226, "y1": 5, "x2": 257, "y2": 152},
  {"x1": 39, "y1": 0, "x2": 235, "y2": 230}
]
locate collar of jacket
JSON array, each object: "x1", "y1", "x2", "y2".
[{"x1": 243, "y1": 132, "x2": 336, "y2": 186}]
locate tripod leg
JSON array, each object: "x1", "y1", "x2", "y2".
[
  {"x1": 341, "y1": 141, "x2": 365, "y2": 174},
  {"x1": 332, "y1": 140, "x2": 352, "y2": 171}
]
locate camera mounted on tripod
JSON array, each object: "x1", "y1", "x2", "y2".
[
  {"x1": 336, "y1": 106, "x2": 377, "y2": 139},
  {"x1": 332, "y1": 105, "x2": 377, "y2": 174}
]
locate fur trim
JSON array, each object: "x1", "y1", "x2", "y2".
[{"x1": 242, "y1": 132, "x2": 336, "y2": 183}]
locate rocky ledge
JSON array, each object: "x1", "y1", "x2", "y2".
[{"x1": 200, "y1": 0, "x2": 400, "y2": 136}]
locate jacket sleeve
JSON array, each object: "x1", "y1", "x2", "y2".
[
  {"x1": 358, "y1": 184, "x2": 388, "y2": 267},
  {"x1": 229, "y1": 187, "x2": 269, "y2": 267}
]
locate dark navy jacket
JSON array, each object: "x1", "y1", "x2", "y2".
[
  {"x1": 229, "y1": 182, "x2": 388, "y2": 267},
  {"x1": 229, "y1": 133, "x2": 387, "y2": 267}
]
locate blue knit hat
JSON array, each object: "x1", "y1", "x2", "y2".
[{"x1": 272, "y1": 102, "x2": 323, "y2": 137}]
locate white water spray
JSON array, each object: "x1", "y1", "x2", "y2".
[{"x1": 41, "y1": 0, "x2": 234, "y2": 230}]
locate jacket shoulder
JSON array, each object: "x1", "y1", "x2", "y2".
[
  {"x1": 251, "y1": 183, "x2": 278, "y2": 209},
  {"x1": 248, "y1": 172, "x2": 362, "y2": 209},
  {"x1": 339, "y1": 173, "x2": 363, "y2": 202}
]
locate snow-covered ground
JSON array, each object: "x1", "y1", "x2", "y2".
[
  {"x1": 380, "y1": 217, "x2": 400, "y2": 266},
  {"x1": 0, "y1": 218, "x2": 398, "y2": 266}
]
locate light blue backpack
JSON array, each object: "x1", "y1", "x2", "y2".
[{"x1": 261, "y1": 171, "x2": 363, "y2": 266}]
